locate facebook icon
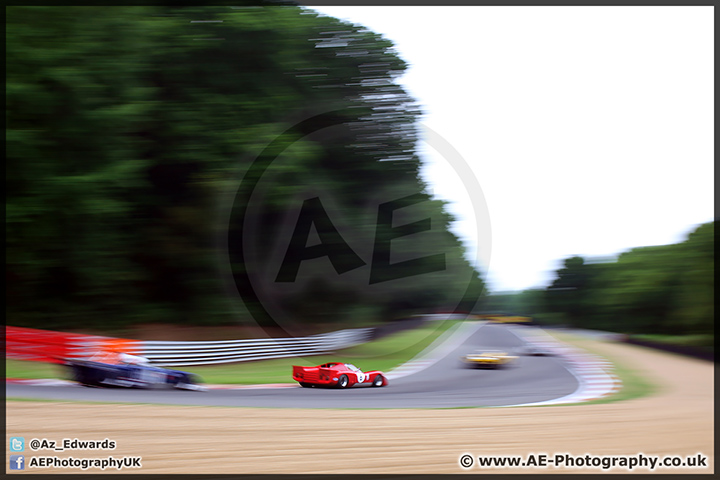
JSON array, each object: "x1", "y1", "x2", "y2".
[{"x1": 10, "y1": 455, "x2": 25, "y2": 470}]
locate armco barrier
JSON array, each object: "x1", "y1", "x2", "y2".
[
  {"x1": 140, "y1": 328, "x2": 373, "y2": 366},
  {"x1": 5, "y1": 326, "x2": 373, "y2": 367}
]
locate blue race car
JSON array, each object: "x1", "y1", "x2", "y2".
[{"x1": 65, "y1": 352, "x2": 206, "y2": 391}]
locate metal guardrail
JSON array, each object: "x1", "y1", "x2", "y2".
[
  {"x1": 6, "y1": 326, "x2": 374, "y2": 367},
  {"x1": 138, "y1": 328, "x2": 374, "y2": 366}
]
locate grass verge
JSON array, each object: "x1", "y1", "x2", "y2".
[{"x1": 6, "y1": 319, "x2": 458, "y2": 385}]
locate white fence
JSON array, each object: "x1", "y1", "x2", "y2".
[{"x1": 138, "y1": 328, "x2": 374, "y2": 366}]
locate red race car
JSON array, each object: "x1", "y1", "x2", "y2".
[{"x1": 292, "y1": 362, "x2": 388, "y2": 389}]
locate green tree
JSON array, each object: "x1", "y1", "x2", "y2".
[
  {"x1": 544, "y1": 256, "x2": 593, "y2": 327},
  {"x1": 542, "y1": 222, "x2": 714, "y2": 335},
  {"x1": 6, "y1": 7, "x2": 155, "y2": 329},
  {"x1": 6, "y1": 6, "x2": 485, "y2": 333},
  {"x1": 671, "y1": 222, "x2": 714, "y2": 334}
]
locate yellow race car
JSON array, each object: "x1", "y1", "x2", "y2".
[{"x1": 462, "y1": 350, "x2": 518, "y2": 369}]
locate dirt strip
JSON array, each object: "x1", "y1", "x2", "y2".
[{"x1": 5, "y1": 337, "x2": 714, "y2": 474}]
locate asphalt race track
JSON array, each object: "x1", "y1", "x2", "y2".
[{"x1": 6, "y1": 324, "x2": 579, "y2": 408}]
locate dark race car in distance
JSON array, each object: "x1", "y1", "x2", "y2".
[
  {"x1": 65, "y1": 352, "x2": 206, "y2": 391},
  {"x1": 519, "y1": 342, "x2": 556, "y2": 356},
  {"x1": 292, "y1": 362, "x2": 387, "y2": 388}
]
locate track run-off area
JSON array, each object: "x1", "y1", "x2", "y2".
[{"x1": 6, "y1": 322, "x2": 714, "y2": 474}]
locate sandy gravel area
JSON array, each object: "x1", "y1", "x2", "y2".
[{"x1": 6, "y1": 337, "x2": 714, "y2": 474}]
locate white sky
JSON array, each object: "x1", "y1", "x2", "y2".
[{"x1": 310, "y1": 6, "x2": 715, "y2": 292}]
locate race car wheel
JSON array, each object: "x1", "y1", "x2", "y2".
[
  {"x1": 299, "y1": 382, "x2": 313, "y2": 388},
  {"x1": 372, "y1": 375, "x2": 385, "y2": 387},
  {"x1": 70, "y1": 367, "x2": 87, "y2": 385},
  {"x1": 71, "y1": 365, "x2": 101, "y2": 387},
  {"x1": 337, "y1": 375, "x2": 349, "y2": 389}
]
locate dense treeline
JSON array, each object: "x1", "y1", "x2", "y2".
[
  {"x1": 481, "y1": 222, "x2": 714, "y2": 337},
  {"x1": 7, "y1": 6, "x2": 484, "y2": 332}
]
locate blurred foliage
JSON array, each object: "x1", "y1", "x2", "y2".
[
  {"x1": 482, "y1": 222, "x2": 714, "y2": 336},
  {"x1": 480, "y1": 288, "x2": 545, "y2": 317},
  {"x1": 6, "y1": 6, "x2": 484, "y2": 331}
]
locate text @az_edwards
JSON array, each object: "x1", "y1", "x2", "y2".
[
  {"x1": 458, "y1": 452, "x2": 709, "y2": 471},
  {"x1": 28, "y1": 438, "x2": 116, "y2": 451}
]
